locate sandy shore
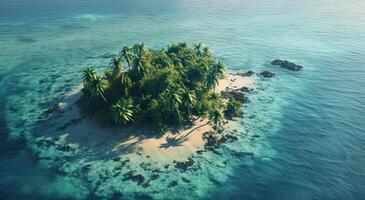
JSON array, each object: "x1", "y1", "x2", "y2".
[{"x1": 41, "y1": 72, "x2": 255, "y2": 164}]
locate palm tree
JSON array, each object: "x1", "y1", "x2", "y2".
[
  {"x1": 214, "y1": 61, "x2": 225, "y2": 79},
  {"x1": 163, "y1": 88, "x2": 183, "y2": 125},
  {"x1": 110, "y1": 56, "x2": 123, "y2": 78},
  {"x1": 90, "y1": 75, "x2": 108, "y2": 103},
  {"x1": 202, "y1": 46, "x2": 210, "y2": 57},
  {"x1": 82, "y1": 67, "x2": 97, "y2": 86},
  {"x1": 209, "y1": 93, "x2": 221, "y2": 101},
  {"x1": 133, "y1": 55, "x2": 148, "y2": 76},
  {"x1": 194, "y1": 42, "x2": 204, "y2": 57},
  {"x1": 111, "y1": 99, "x2": 134, "y2": 125},
  {"x1": 135, "y1": 42, "x2": 147, "y2": 57},
  {"x1": 204, "y1": 61, "x2": 225, "y2": 91},
  {"x1": 204, "y1": 68, "x2": 220, "y2": 91},
  {"x1": 208, "y1": 108, "x2": 223, "y2": 128},
  {"x1": 182, "y1": 88, "x2": 197, "y2": 119},
  {"x1": 120, "y1": 46, "x2": 134, "y2": 70},
  {"x1": 119, "y1": 72, "x2": 132, "y2": 95}
]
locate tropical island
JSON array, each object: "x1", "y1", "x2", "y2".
[
  {"x1": 37, "y1": 42, "x2": 256, "y2": 167},
  {"x1": 79, "y1": 42, "x2": 245, "y2": 133}
]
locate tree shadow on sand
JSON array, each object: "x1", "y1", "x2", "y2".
[
  {"x1": 159, "y1": 122, "x2": 209, "y2": 149},
  {"x1": 159, "y1": 135, "x2": 189, "y2": 149}
]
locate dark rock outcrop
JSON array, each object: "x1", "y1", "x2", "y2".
[
  {"x1": 203, "y1": 131, "x2": 239, "y2": 150},
  {"x1": 168, "y1": 180, "x2": 178, "y2": 188},
  {"x1": 42, "y1": 103, "x2": 62, "y2": 117},
  {"x1": 224, "y1": 108, "x2": 243, "y2": 120},
  {"x1": 238, "y1": 86, "x2": 251, "y2": 93},
  {"x1": 173, "y1": 158, "x2": 195, "y2": 171},
  {"x1": 271, "y1": 59, "x2": 303, "y2": 71},
  {"x1": 181, "y1": 177, "x2": 191, "y2": 183},
  {"x1": 123, "y1": 171, "x2": 145, "y2": 185},
  {"x1": 221, "y1": 90, "x2": 247, "y2": 102},
  {"x1": 260, "y1": 71, "x2": 275, "y2": 78},
  {"x1": 150, "y1": 174, "x2": 160, "y2": 180},
  {"x1": 236, "y1": 70, "x2": 255, "y2": 77}
]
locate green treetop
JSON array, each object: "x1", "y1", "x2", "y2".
[{"x1": 79, "y1": 42, "x2": 242, "y2": 132}]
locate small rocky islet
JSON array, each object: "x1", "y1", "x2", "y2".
[{"x1": 271, "y1": 59, "x2": 304, "y2": 71}]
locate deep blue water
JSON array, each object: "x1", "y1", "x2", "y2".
[{"x1": 1, "y1": 0, "x2": 365, "y2": 199}]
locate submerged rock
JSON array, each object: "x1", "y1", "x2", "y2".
[
  {"x1": 271, "y1": 59, "x2": 303, "y2": 71},
  {"x1": 236, "y1": 70, "x2": 255, "y2": 77},
  {"x1": 220, "y1": 134, "x2": 238, "y2": 143},
  {"x1": 196, "y1": 150, "x2": 205, "y2": 154},
  {"x1": 150, "y1": 174, "x2": 160, "y2": 181},
  {"x1": 114, "y1": 159, "x2": 130, "y2": 170},
  {"x1": 260, "y1": 71, "x2": 275, "y2": 78},
  {"x1": 168, "y1": 180, "x2": 178, "y2": 188},
  {"x1": 18, "y1": 36, "x2": 36, "y2": 43},
  {"x1": 123, "y1": 171, "x2": 145, "y2": 185},
  {"x1": 181, "y1": 177, "x2": 191, "y2": 183},
  {"x1": 173, "y1": 158, "x2": 195, "y2": 171},
  {"x1": 232, "y1": 151, "x2": 254, "y2": 157},
  {"x1": 41, "y1": 103, "x2": 63, "y2": 117}
]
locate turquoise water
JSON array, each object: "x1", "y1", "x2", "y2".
[{"x1": 1, "y1": 0, "x2": 365, "y2": 199}]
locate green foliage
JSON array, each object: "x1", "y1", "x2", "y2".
[
  {"x1": 224, "y1": 99, "x2": 243, "y2": 119},
  {"x1": 111, "y1": 99, "x2": 134, "y2": 125},
  {"x1": 208, "y1": 107, "x2": 223, "y2": 128},
  {"x1": 79, "y1": 42, "x2": 229, "y2": 131}
]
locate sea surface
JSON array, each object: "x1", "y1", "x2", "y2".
[{"x1": 1, "y1": 0, "x2": 365, "y2": 199}]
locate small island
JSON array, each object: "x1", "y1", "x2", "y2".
[
  {"x1": 37, "y1": 42, "x2": 255, "y2": 166},
  {"x1": 79, "y1": 42, "x2": 245, "y2": 132}
]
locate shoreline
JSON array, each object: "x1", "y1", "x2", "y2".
[{"x1": 39, "y1": 72, "x2": 255, "y2": 164}]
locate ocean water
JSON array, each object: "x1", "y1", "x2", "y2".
[{"x1": 1, "y1": 0, "x2": 365, "y2": 199}]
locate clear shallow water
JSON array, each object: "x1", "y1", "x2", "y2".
[{"x1": 1, "y1": 0, "x2": 365, "y2": 199}]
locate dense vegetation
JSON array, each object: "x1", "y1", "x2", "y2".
[{"x1": 79, "y1": 42, "x2": 241, "y2": 132}]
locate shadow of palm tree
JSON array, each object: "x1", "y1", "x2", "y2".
[{"x1": 159, "y1": 135, "x2": 189, "y2": 149}]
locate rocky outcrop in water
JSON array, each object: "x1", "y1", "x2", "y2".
[
  {"x1": 221, "y1": 90, "x2": 247, "y2": 102},
  {"x1": 235, "y1": 70, "x2": 255, "y2": 77},
  {"x1": 203, "y1": 131, "x2": 238, "y2": 150},
  {"x1": 41, "y1": 103, "x2": 63, "y2": 117},
  {"x1": 123, "y1": 171, "x2": 145, "y2": 185},
  {"x1": 271, "y1": 59, "x2": 303, "y2": 71},
  {"x1": 168, "y1": 180, "x2": 178, "y2": 188},
  {"x1": 237, "y1": 86, "x2": 252, "y2": 93},
  {"x1": 173, "y1": 158, "x2": 195, "y2": 171},
  {"x1": 260, "y1": 71, "x2": 275, "y2": 77}
]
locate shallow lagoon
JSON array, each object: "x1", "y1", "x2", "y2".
[{"x1": 1, "y1": 0, "x2": 365, "y2": 199}]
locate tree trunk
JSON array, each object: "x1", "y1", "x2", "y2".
[{"x1": 99, "y1": 91, "x2": 108, "y2": 103}]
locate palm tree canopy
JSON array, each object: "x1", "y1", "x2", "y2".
[
  {"x1": 134, "y1": 42, "x2": 147, "y2": 57},
  {"x1": 163, "y1": 88, "x2": 182, "y2": 110},
  {"x1": 89, "y1": 74, "x2": 108, "y2": 102},
  {"x1": 111, "y1": 99, "x2": 134, "y2": 125},
  {"x1": 110, "y1": 56, "x2": 124, "y2": 78},
  {"x1": 204, "y1": 69, "x2": 220, "y2": 90},
  {"x1": 133, "y1": 55, "x2": 149, "y2": 76},
  {"x1": 208, "y1": 108, "x2": 223, "y2": 127},
  {"x1": 194, "y1": 42, "x2": 204, "y2": 57},
  {"x1": 79, "y1": 42, "x2": 230, "y2": 132},
  {"x1": 182, "y1": 88, "x2": 197, "y2": 106},
  {"x1": 121, "y1": 46, "x2": 135, "y2": 69},
  {"x1": 82, "y1": 67, "x2": 97, "y2": 85}
]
